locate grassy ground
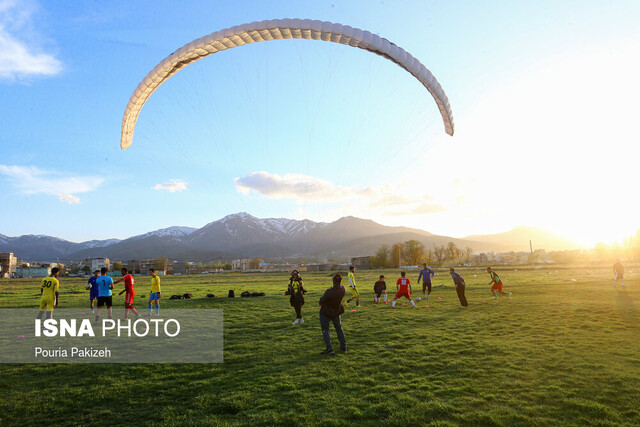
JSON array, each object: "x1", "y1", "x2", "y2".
[{"x1": 0, "y1": 266, "x2": 638, "y2": 426}]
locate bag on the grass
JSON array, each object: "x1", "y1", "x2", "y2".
[{"x1": 228, "y1": 290, "x2": 235, "y2": 298}]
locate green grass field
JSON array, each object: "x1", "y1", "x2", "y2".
[{"x1": 1, "y1": 266, "x2": 638, "y2": 426}]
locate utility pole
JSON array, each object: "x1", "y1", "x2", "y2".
[{"x1": 530, "y1": 240, "x2": 534, "y2": 268}]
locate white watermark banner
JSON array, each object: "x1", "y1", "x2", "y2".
[{"x1": 0, "y1": 309, "x2": 223, "y2": 363}]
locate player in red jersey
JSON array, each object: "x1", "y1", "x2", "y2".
[
  {"x1": 391, "y1": 271, "x2": 417, "y2": 308},
  {"x1": 114, "y1": 267, "x2": 140, "y2": 319}
]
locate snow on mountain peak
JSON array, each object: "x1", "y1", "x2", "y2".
[{"x1": 133, "y1": 226, "x2": 197, "y2": 240}]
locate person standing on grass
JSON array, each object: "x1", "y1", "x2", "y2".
[
  {"x1": 95, "y1": 267, "x2": 114, "y2": 324},
  {"x1": 449, "y1": 268, "x2": 468, "y2": 307},
  {"x1": 391, "y1": 271, "x2": 417, "y2": 308},
  {"x1": 487, "y1": 267, "x2": 511, "y2": 299},
  {"x1": 288, "y1": 270, "x2": 306, "y2": 325},
  {"x1": 148, "y1": 268, "x2": 161, "y2": 315},
  {"x1": 319, "y1": 273, "x2": 347, "y2": 355},
  {"x1": 87, "y1": 269, "x2": 100, "y2": 312},
  {"x1": 36, "y1": 267, "x2": 60, "y2": 320},
  {"x1": 613, "y1": 260, "x2": 625, "y2": 288},
  {"x1": 114, "y1": 268, "x2": 140, "y2": 319},
  {"x1": 417, "y1": 263, "x2": 435, "y2": 299},
  {"x1": 373, "y1": 274, "x2": 387, "y2": 303},
  {"x1": 346, "y1": 265, "x2": 360, "y2": 307}
]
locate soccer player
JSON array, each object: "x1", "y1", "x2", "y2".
[
  {"x1": 613, "y1": 260, "x2": 625, "y2": 288},
  {"x1": 345, "y1": 266, "x2": 360, "y2": 307},
  {"x1": 36, "y1": 267, "x2": 60, "y2": 320},
  {"x1": 87, "y1": 270, "x2": 100, "y2": 312},
  {"x1": 114, "y1": 268, "x2": 140, "y2": 319},
  {"x1": 373, "y1": 275, "x2": 387, "y2": 303},
  {"x1": 288, "y1": 269, "x2": 306, "y2": 325},
  {"x1": 487, "y1": 267, "x2": 511, "y2": 299},
  {"x1": 391, "y1": 271, "x2": 417, "y2": 308},
  {"x1": 449, "y1": 268, "x2": 468, "y2": 307},
  {"x1": 417, "y1": 263, "x2": 435, "y2": 299},
  {"x1": 148, "y1": 268, "x2": 161, "y2": 315},
  {"x1": 94, "y1": 267, "x2": 114, "y2": 324}
]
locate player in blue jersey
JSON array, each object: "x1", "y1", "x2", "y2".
[
  {"x1": 87, "y1": 270, "x2": 100, "y2": 312},
  {"x1": 417, "y1": 263, "x2": 435, "y2": 299},
  {"x1": 94, "y1": 267, "x2": 114, "y2": 324}
]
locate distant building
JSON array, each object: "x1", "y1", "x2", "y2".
[
  {"x1": 232, "y1": 258, "x2": 264, "y2": 271},
  {"x1": 138, "y1": 259, "x2": 171, "y2": 275},
  {"x1": 91, "y1": 258, "x2": 110, "y2": 272},
  {"x1": 0, "y1": 252, "x2": 18, "y2": 278},
  {"x1": 15, "y1": 262, "x2": 62, "y2": 278},
  {"x1": 350, "y1": 256, "x2": 371, "y2": 270}
]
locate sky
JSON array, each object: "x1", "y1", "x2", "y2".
[{"x1": 1, "y1": 0, "x2": 639, "y2": 248}]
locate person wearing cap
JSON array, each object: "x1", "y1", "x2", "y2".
[
  {"x1": 288, "y1": 269, "x2": 306, "y2": 325},
  {"x1": 449, "y1": 268, "x2": 468, "y2": 307},
  {"x1": 319, "y1": 273, "x2": 347, "y2": 355}
]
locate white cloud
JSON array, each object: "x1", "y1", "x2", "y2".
[
  {"x1": 234, "y1": 171, "x2": 374, "y2": 201},
  {"x1": 0, "y1": 165, "x2": 103, "y2": 203},
  {"x1": 153, "y1": 180, "x2": 187, "y2": 192},
  {"x1": 0, "y1": 0, "x2": 62, "y2": 80},
  {"x1": 235, "y1": 171, "x2": 448, "y2": 218},
  {"x1": 57, "y1": 194, "x2": 80, "y2": 204}
]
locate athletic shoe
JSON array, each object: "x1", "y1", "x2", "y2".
[
  {"x1": 321, "y1": 348, "x2": 335, "y2": 355},
  {"x1": 507, "y1": 292, "x2": 512, "y2": 296},
  {"x1": 339, "y1": 348, "x2": 347, "y2": 353},
  {"x1": 426, "y1": 294, "x2": 430, "y2": 299},
  {"x1": 300, "y1": 318, "x2": 305, "y2": 324},
  {"x1": 356, "y1": 304, "x2": 360, "y2": 308},
  {"x1": 292, "y1": 319, "x2": 299, "y2": 325},
  {"x1": 492, "y1": 296, "x2": 498, "y2": 300}
]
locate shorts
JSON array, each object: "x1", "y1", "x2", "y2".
[
  {"x1": 125, "y1": 292, "x2": 135, "y2": 306},
  {"x1": 374, "y1": 288, "x2": 386, "y2": 297},
  {"x1": 395, "y1": 288, "x2": 411, "y2": 299},
  {"x1": 491, "y1": 282, "x2": 503, "y2": 292},
  {"x1": 39, "y1": 297, "x2": 54, "y2": 310},
  {"x1": 350, "y1": 287, "x2": 359, "y2": 298},
  {"x1": 149, "y1": 292, "x2": 160, "y2": 300},
  {"x1": 97, "y1": 296, "x2": 113, "y2": 308},
  {"x1": 90, "y1": 290, "x2": 99, "y2": 301},
  {"x1": 616, "y1": 273, "x2": 624, "y2": 280}
]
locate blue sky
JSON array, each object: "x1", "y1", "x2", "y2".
[{"x1": 1, "y1": 0, "x2": 639, "y2": 246}]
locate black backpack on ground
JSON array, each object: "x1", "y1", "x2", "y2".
[{"x1": 228, "y1": 290, "x2": 235, "y2": 298}]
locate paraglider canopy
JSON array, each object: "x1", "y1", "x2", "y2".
[{"x1": 121, "y1": 18, "x2": 454, "y2": 150}]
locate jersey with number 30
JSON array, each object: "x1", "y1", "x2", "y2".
[{"x1": 41, "y1": 277, "x2": 59, "y2": 300}]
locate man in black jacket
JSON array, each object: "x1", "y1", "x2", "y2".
[{"x1": 319, "y1": 273, "x2": 347, "y2": 355}]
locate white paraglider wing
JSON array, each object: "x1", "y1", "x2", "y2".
[{"x1": 121, "y1": 18, "x2": 454, "y2": 149}]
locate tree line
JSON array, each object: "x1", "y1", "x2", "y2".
[{"x1": 370, "y1": 240, "x2": 474, "y2": 268}]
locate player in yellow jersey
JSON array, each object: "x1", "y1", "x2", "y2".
[
  {"x1": 37, "y1": 267, "x2": 60, "y2": 319},
  {"x1": 345, "y1": 266, "x2": 360, "y2": 307},
  {"x1": 148, "y1": 268, "x2": 162, "y2": 315}
]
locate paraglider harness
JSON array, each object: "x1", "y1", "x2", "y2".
[{"x1": 287, "y1": 272, "x2": 306, "y2": 307}]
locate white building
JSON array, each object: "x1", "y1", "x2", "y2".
[{"x1": 91, "y1": 257, "x2": 110, "y2": 272}]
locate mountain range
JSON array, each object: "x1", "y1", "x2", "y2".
[{"x1": 0, "y1": 213, "x2": 579, "y2": 262}]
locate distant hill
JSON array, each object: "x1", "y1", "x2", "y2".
[
  {"x1": 0, "y1": 214, "x2": 577, "y2": 262},
  {"x1": 463, "y1": 226, "x2": 580, "y2": 251}
]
